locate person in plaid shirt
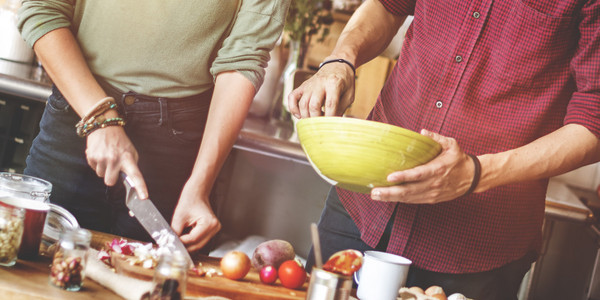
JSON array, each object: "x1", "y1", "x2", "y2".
[{"x1": 288, "y1": 0, "x2": 600, "y2": 298}]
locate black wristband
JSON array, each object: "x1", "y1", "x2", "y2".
[
  {"x1": 464, "y1": 154, "x2": 481, "y2": 196},
  {"x1": 318, "y1": 58, "x2": 356, "y2": 77}
]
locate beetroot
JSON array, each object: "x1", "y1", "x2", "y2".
[{"x1": 252, "y1": 239, "x2": 295, "y2": 270}]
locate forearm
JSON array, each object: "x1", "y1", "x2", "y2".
[
  {"x1": 477, "y1": 124, "x2": 600, "y2": 192},
  {"x1": 328, "y1": 0, "x2": 407, "y2": 67},
  {"x1": 187, "y1": 71, "x2": 255, "y2": 198},
  {"x1": 33, "y1": 28, "x2": 110, "y2": 117}
]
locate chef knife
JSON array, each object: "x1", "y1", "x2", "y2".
[{"x1": 120, "y1": 173, "x2": 193, "y2": 266}]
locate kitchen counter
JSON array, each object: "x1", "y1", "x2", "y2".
[
  {"x1": 545, "y1": 179, "x2": 595, "y2": 224},
  {"x1": 0, "y1": 257, "x2": 123, "y2": 300},
  {"x1": 0, "y1": 230, "x2": 309, "y2": 300},
  {"x1": 0, "y1": 231, "x2": 129, "y2": 300},
  {"x1": 0, "y1": 71, "x2": 51, "y2": 103}
]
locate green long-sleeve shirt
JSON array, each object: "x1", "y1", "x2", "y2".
[{"x1": 18, "y1": 0, "x2": 290, "y2": 97}]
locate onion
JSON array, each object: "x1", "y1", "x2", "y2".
[{"x1": 220, "y1": 251, "x2": 251, "y2": 280}]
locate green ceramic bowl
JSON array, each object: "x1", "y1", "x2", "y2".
[{"x1": 296, "y1": 117, "x2": 441, "y2": 194}]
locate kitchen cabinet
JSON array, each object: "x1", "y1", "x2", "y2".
[
  {"x1": 521, "y1": 181, "x2": 599, "y2": 300},
  {"x1": 212, "y1": 143, "x2": 331, "y2": 259},
  {"x1": 526, "y1": 219, "x2": 599, "y2": 300},
  {"x1": 0, "y1": 88, "x2": 45, "y2": 173}
]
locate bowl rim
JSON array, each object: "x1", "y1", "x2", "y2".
[{"x1": 296, "y1": 116, "x2": 440, "y2": 149}]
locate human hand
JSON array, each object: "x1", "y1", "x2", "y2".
[
  {"x1": 370, "y1": 129, "x2": 478, "y2": 204},
  {"x1": 171, "y1": 183, "x2": 221, "y2": 253},
  {"x1": 287, "y1": 60, "x2": 356, "y2": 118},
  {"x1": 85, "y1": 124, "x2": 149, "y2": 199}
]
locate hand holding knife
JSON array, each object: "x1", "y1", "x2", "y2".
[{"x1": 120, "y1": 172, "x2": 194, "y2": 267}]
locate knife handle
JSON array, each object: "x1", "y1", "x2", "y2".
[{"x1": 120, "y1": 171, "x2": 135, "y2": 190}]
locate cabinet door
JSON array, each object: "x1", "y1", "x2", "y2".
[
  {"x1": 0, "y1": 94, "x2": 44, "y2": 173},
  {"x1": 0, "y1": 98, "x2": 13, "y2": 135}
]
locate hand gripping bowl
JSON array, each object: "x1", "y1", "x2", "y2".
[{"x1": 296, "y1": 117, "x2": 442, "y2": 194}]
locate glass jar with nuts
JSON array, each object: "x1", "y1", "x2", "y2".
[
  {"x1": 49, "y1": 228, "x2": 91, "y2": 291},
  {"x1": 0, "y1": 204, "x2": 25, "y2": 267}
]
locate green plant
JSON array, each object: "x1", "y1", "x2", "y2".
[
  {"x1": 283, "y1": 0, "x2": 334, "y2": 69},
  {"x1": 284, "y1": 0, "x2": 334, "y2": 46}
]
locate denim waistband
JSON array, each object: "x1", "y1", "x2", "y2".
[
  {"x1": 97, "y1": 79, "x2": 213, "y2": 107},
  {"x1": 95, "y1": 80, "x2": 213, "y2": 126}
]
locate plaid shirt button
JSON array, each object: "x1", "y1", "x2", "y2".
[
  {"x1": 473, "y1": 11, "x2": 480, "y2": 18},
  {"x1": 435, "y1": 101, "x2": 443, "y2": 108},
  {"x1": 455, "y1": 55, "x2": 463, "y2": 63}
]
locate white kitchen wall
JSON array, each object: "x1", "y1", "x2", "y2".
[{"x1": 552, "y1": 162, "x2": 600, "y2": 191}]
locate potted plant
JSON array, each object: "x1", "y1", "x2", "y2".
[{"x1": 283, "y1": 0, "x2": 334, "y2": 70}]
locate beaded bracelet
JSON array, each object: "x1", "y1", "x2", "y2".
[
  {"x1": 75, "y1": 97, "x2": 121, "y2": 137},
  {"x1": 318, "y1": 58, "x2": 356, "y2": 77},
  {"x1": 463, "y1": 154, "x2": 481, "y2": 196},
  {"x1": 77, "y1": 116, "x2": 126, "y2": 137},
  {"x1": 81, "y1": 97, "x2": 116, "y2": 121}
]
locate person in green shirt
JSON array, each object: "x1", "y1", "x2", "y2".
[{"x1": 18, "y1": 0, "x2": 290, "y2": 253}]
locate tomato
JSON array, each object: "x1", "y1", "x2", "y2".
[
  {"x1": 277, "y1": 260, "x2": 307, "y2": 289},
  {"x1": 220, "y1": 251, "x2": 251, "y2": 280},
  {"x1": 259, "y1": 265, "x2": 278, "y2": 284}
]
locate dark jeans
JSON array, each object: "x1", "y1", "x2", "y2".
[
  {"x1": 25, "y1": 84, "x2": 212, "y2": 243},
  {"x1": 306, "y1": 187, "x2": 534, "y2": 300}
]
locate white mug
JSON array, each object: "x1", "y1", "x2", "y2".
[{"x1": 354, "y1": 251, "x2": 412, "y2": 300}]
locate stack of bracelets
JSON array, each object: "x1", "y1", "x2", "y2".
[{"x1": 75, "y1": 97, "x2": 125, "y2": 137}]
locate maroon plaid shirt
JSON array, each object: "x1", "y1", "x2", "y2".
[{"x1": 338, "y1": 0, "x2": 600, "y2": 273}]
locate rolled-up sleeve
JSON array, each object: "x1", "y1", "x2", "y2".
[
  {"x1": 17, "y1": 0, "x2": 75, "y2": 47},
  {"x1": 564, "y1": 0, "x2": 600, "y2": 138},
  {"x1": 210, "y1": 0, "x2": 291, "y2": 91}
]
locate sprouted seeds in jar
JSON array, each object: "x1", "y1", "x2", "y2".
[{"x1": 0, "y1": 205, "x2": 25, "y2": 267}]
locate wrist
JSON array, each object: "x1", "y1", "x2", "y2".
[
  {"x1": 471, "y1": 153, "x2": 505, "y2": 193},
  {"x1": 324, "y1": 53, "x2": 356, "y2": 65},
  {"x1": 463, "y1": 154, "x2": 481, "y2": 196},
  {"x1": 319, "y1": 58, "x2": 356, "y2": 78},
  {"x1": 101, "y1": 108, "x2": 120, "y2": 119},
  {"x1": 75, "y1": 96, "x2": 125, "y2": 137},
  {"x1": 184, "y1": 174, "x2": 214, "y2": 201}
]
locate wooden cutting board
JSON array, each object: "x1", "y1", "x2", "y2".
[
  {"x1": 93, "y1": 231, "x2": 308, "y2": 300},
  {"x1": 113, "y1": 254, "x2": 307, "y2": 300}
]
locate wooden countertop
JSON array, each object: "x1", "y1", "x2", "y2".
[
  {"x1": 0, "y1": 252, "x2": 122, "y2": 299},
  {"x1": 0, "y1": 230, "x2": 140, "y2": 299},
  {"x1": 0, "y1": 231, "x2": 308, "y2": 300}
]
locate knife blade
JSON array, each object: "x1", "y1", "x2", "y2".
[{"x1": 120, "y1": 173, "x2": 193, "y2": 266}]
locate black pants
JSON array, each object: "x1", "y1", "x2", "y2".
[{"x1": 306, "y1": 187, "x2": 535, "y2": 300}]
